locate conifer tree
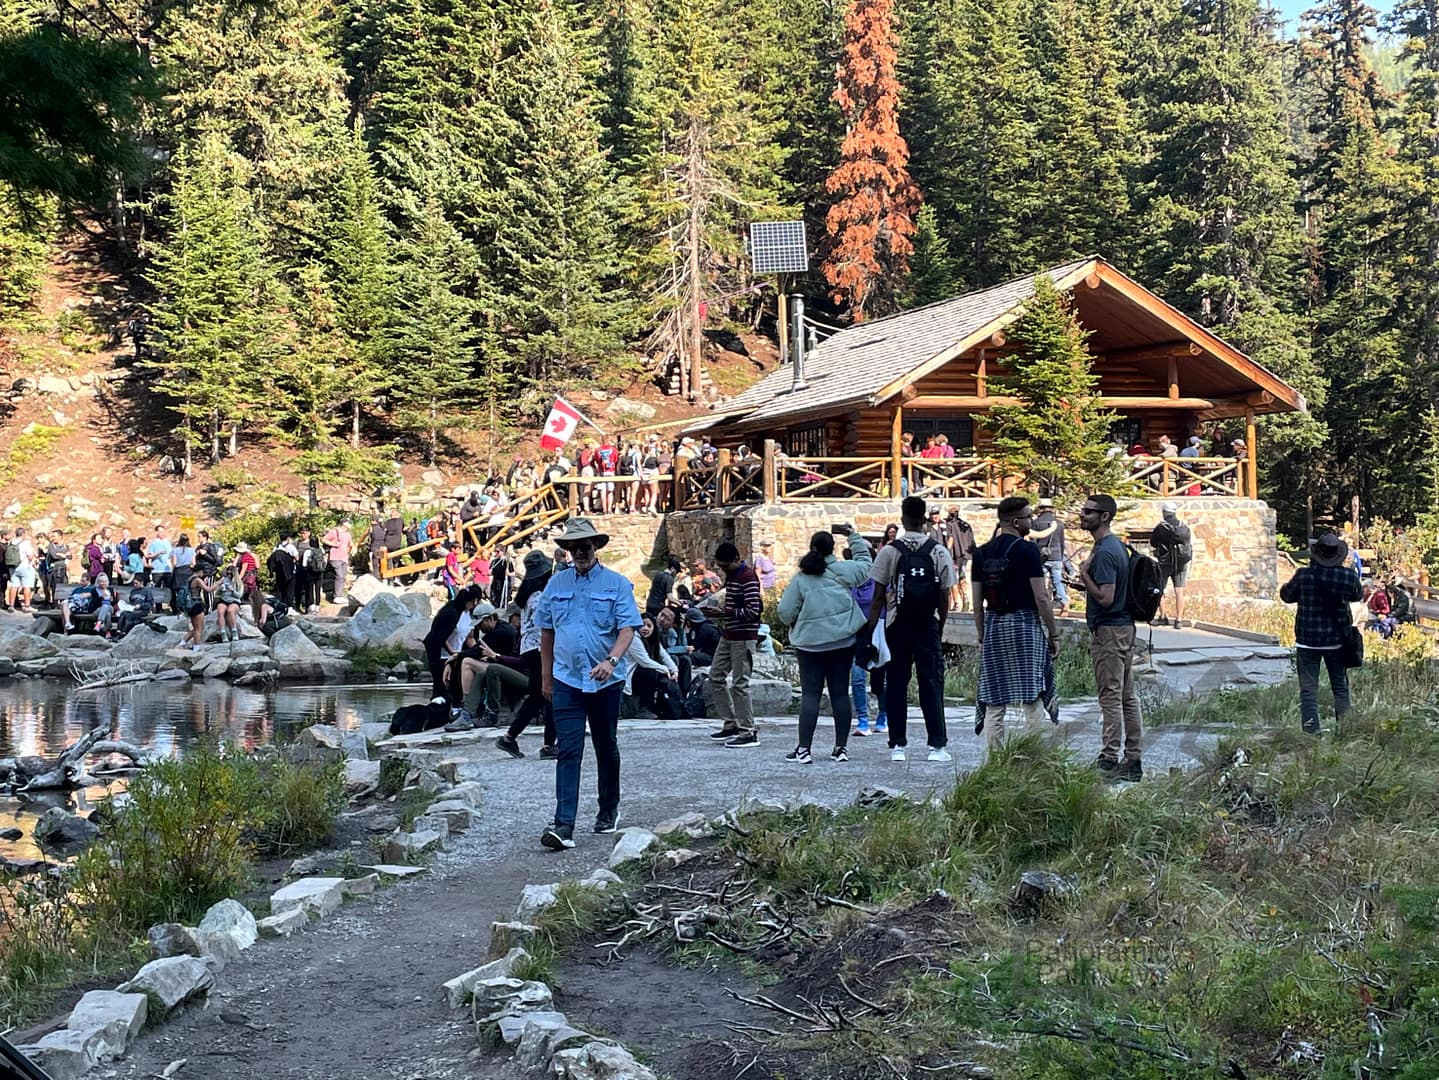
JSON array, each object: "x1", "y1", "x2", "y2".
[
  {"x1": 324, "y1": 126, "x2": 394, "y2": 448},
  {"x1": 389, "y1": 189, "x2": 477, "y2": 466},
  {"x1": 1301, "y1": 0, "x2": 1409, "y2": 517},
  {"x1": 496, "y1": 1, "x2": 632, "y2": 386},
  {"x1": 145, "y1": 135, "x2": 275, "y2": 469},
  {"x1": 986, "y1": 275, "x2": 1124, "y2": 498},
  {"x1": 898, "y1": 204, "x2": 957, "y2": 308},
  {"x1": 821, "y1": 0, "x2": 921, "y2": 320}
]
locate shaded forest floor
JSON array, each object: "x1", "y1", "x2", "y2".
[{"x1": 0, "y1": 228, "x2": 772, "y2": 535}]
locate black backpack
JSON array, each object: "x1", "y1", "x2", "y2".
[
  {"x1": 305, "y1": 545, "x2": 326, "y2": 573},
  {"x1": 896, "y1": 538, "x2": 941, "y2": 619},
  {"x1": 1124, "y1": 544, "x2": 1165, "y2": 624},
  {"x1": 389, "y1": 701, "x2": 450, "y2": 736},
  {"x1": 976, "y1": 536, "x2": 1020, "y2": 616},
  {"x1": 1152, "y1": 520, "x2": 1193, "y2": 567}
]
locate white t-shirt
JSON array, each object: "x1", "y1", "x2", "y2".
[{"x1": 445, "y1": 611, "x2": 473, "y2": 657}]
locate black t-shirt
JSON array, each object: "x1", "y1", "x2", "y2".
[
  {"x1": 975, "y1": 535, "x2": 1044, "y2": 614},
  {"x1": 646, "y1": 571, "x2": 674, "y2": 613}
]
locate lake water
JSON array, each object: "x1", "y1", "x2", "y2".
[{"x1": 0, "y1": 680, "x2": 423, "y2": 862}]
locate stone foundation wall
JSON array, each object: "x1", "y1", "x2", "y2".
[{"x1": 663, "y1": 497, "x2": 1279, "y2": 599}]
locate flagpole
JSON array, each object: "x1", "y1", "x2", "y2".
[{"x1": 559, "y1": 397, "x2": 608, "y2": 437}]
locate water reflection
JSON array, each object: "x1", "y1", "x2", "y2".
[{"x1": 0, "y1": 680, "x2": 421, "y2": 861}]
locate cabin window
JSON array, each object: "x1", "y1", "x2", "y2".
[
  {"x1": 1108, "y1": 417, "x2": 1143, "y2": 451},
  {"x1": 905, "y1": 415, "x2": 974, "y2": 451},
  {"x1": 786, "y1": 425, "x2": 826, "y2": 458}
]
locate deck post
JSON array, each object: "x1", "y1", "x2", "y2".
[
  {"x1": 1245, "y1": 409, "x2": 1258, "y2": 498},
  {"x1": 890, "y1": 406, "x2": 903, "y2": 498},
  {"x1": 673, "y1": 454, "x2": 689, "y2": 510},
  {"x1": 567, "y1": 478, "x2": 580, "y2": 513},
  {"x1": 762, "y1": 439, "x2": 777, "y2": 504},
  {"x1": 717, "y1": 448, "x2": 732, "y2": 504}
]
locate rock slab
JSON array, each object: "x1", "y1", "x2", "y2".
[
  {"x1": 258, "y1": 908, "x2": 309, "y2": 937},
  {"x1": 516, "y1": 883, "x2": 558, "y2": 919},
  {"x1": 441, "y1": 946, "x2": 529, "y2": 1009},
  {"x1": 270, "y1": 876, "x2": 346, "y2": 918},
  {"x1": 608, "y1": 829, "x2": 659, "y2": 869},
  {"x1": 65, "y1": 990, "x2": 148, "y2": 1063},
  {"x1": 117, "y1": 955, "x2": 215, "y2": 1016},
  {"x1": 197, "y1": 897, "x2": 258, "y2": 951}
]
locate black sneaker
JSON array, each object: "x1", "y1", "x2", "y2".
[
  {"x1": 594, "y1": 810, "x2": 621, "y2": 834},
  {"x1": 540, "y1": 824, "x2": 575, "y2": 851},
  {"x1": 1301, "y1": 719, "x2": 1321, "y2": 736},
  {"x1": 1094, "y1": 755, "x2": 1120, "y2": 777},
  {"x1": 496, "y1": 734, "x2": 524, "y2": 759},
  {"x1": 539, "y1": 745, "x2": 558, "y2": 759},
  {"x1": 1116, "y1": 759, "x2": 1142, "y2": 783},
  {"x1": 784, "y1": 745, "x2": 812, "y2": 763},
  {"x1": 830, "y1": 745, "x2": 849, "y2": 763},
  {"x1": 725, "y1": 731, "x2": 759, "y2": 748},
  {"x1": 709, "y1": 726, "x2": 741, "y2": 741}
]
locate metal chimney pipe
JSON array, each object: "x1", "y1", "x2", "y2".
[{"x1": 790, "y1": 293, "x2": 807, "y2": 392}]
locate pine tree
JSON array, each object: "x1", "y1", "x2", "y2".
[
  {"x1": 898, "y1": 203, "x2": 957, "y2": 308},
  {"x1": 267, "y1": 266, "x2": 398, "y2": 504},
  {"x1": 324, "y1": 125, "x2": 394, "y2": 448},
  {"x1": 821, "y1": 0, "x2": 920, "y2": 320},
  {"x1": 1301, "y1": 0, "x2": 1409, "y2": 518},
  {"x1": 389, "y1": 188, "x2": 478, "y2": 466},
  {"x1": 986, "y1": 276, "x2": 1125, "y2": 499},
  {"x1": 496, "y1": 1, "x2": 632, "y2": 387},
  {"x1": 145, "y1": 135, "x2": 275, "y2": 468},
  {"x1": 916, "y1": 0, "x2": 1043, "y2": 288}
]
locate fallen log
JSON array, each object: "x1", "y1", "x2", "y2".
[{"x1": 15, "y1": 727, "x2": 108, "y2": 791}]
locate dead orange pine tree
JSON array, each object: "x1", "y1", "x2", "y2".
[{"x1": 821, "y1": 0, "x2": 921, "y2": 322}]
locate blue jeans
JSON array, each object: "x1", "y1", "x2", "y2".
[
  {"x1": 1296, "y1": 647, "x2": 1349, "y2": 731},
  {"x1": 551, "y1": 680, "x2": 622, "y2": 829},
  {"x1": 851, "y1": 661, "x2": 869, "y2": 721},
  {"x1": 1045, "y1": 559, "x2": 1068, "y2": 607}
]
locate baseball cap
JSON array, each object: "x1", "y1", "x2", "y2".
[{"x1": 1161, "y1": 502, "x2": 1178, "y2": 514}]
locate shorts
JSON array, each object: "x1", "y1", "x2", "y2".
[
  {"x1": 1159, "y1": 563, "x2": 1189, "y2": 589},
  {"x1": 639, "y1": 468, "x2": 658, "y2": 481},
  {"x1": 11, "y1": 564, "x2": 38, "y2": 589}
]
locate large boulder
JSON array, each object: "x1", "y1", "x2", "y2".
[
  {"x1": 197, "y1": 898, "x2": 258, "y2": 952},
  {"x1": 110, "y1": 624, "x2": 185, "y2": 657},
  {"x1": 345, "y1": 574, "x2": 398, "y2": 610},
  {"x1": 397, "y1": 592, "x2": 435, "y2": 621},
  {"x1": 346, "y1": 593, "x2": 417, "y2": 648},
  {"x1": 269, "y1": 624, "x2": 323, "y2": 662},
  {"x1": 381, "y1": 620, "x2": 429, "y2": 657},
  {"x1": 550, "y1": 1041, "x2": 659, "y2": 1080},
  {"x1": 296, "y1": 617, "x2": 353, "y2": 648},
  {"x1": 701, "y1": 675, "x2": 794, "y2": 717},
  {"x1": 0, "y1": 631, "x2": 58, "y2": 660},
  {"x1": 64, "y1": 990, "x2": 148, "y2": 1064}
]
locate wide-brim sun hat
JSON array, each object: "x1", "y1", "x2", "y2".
[
  {"x1": 522, "y1": 549, "x2": 554, "y2": 581},
  {"x1": 554, "y1": 516, "x2": 609, "y2": 551},
  {"x1": 1310, "y1": 532, "x2": 1349, "y2": 568},
  {"x1": 235, "y1": 542, "x2": 249, "y2": 553}
]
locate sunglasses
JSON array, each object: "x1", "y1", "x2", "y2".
[{"x1": 568, "y1": 542, "x2": 597, "y2": 553}]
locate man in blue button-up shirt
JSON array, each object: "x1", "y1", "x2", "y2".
[{"x1": 536, "y1": 517, "x2": 643, "y2": 850}]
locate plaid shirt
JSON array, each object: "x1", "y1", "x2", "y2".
[{"x1": 1279, "y1": 564, "x2": 1361, "y2": 648}]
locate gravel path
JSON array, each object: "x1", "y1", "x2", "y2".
[{"x1": 104, "y1": 709, "x2": 1221, "y2": 1080}]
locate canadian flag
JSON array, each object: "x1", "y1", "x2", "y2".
[{"x1": 539, "y1": 397, "x2": 583, "y2": 451}]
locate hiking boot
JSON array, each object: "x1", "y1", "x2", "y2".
[
  {"x1": 725, "y1": 731, "x2": 759, "y2": 748},
  {"x1": 784, "y1": 745, "x2": 812, "y2": 764},
  {"x1": 927, "y1": 747, "x2": 952, "y2": 763},
  {"x1": 540, "y1": 824, "x2": 575, "y2": 851},
  {"x1": 1301, "y1": 718, "x2": 1321, "y2": 736},
  {"x1": 594, "y1": 810, "x2": 622, "y2": 834},
  {"x1": 495, "y1": 734, "x2": 524, "y2": 759},
  {"x1": 854, "y1": 718, "x2": 870, "y2": 737},
  {"x1": 709, "y1": 725, "x2": 741, "y2": 741},
  {"x1": 445, "y1": 710, "x2": 478, "y2": 733},
  {"x1": 1094, "y1": 755, "x2": 1121, "y2": 777},
  {"x1": 890, "y1": 747, "x2": 906, "y2": 762},
  {"x1": 831, "y1": 745, "x2": 849, "y2": 763},
  {"x1": 1116, "y1": 759, "x2": 1143, "y2": 783},
  {"x1": 539, "y1": 745, "x2": 558, "y2": 759}
]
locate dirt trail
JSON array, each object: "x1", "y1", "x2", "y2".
[{"x1": 95, "y1": 717, "x2": 1217, "y2": 1080}]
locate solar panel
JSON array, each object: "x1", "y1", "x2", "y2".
[{"x1": 749, "y1": 220, "x2": 809, "y2": 274}]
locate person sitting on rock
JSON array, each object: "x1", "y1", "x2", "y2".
[
  {"x1": 422, "y1": 586, "x2": 486, "y2": 703},
  {"x1": 114, "y1": 580, "x2": 156, "y2": 638},
  {"x1": 684, "y1": 607, "x2": 720, "y2": 667},
  {"x1": 208, "y1": 568, "x2": 245, "y2": 643},
  {"x1": 61, "y1": 575, "x2": 109, "y2": 634}
]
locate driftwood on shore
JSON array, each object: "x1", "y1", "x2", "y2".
[{"x1": 3, "y1": 727, "x2": 155, "y2": 793}]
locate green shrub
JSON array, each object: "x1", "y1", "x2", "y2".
[
  {"x1": 244, "y1": 755, "x2": 347, "y2": 856},
  {"x1": 73, "y1": 745, "x2": 256, "y2": 932},
  {"x1": 208, "y1": 463, "x2": 253, "y2": 492}
]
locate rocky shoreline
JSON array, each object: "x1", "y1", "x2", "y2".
[{"x1": 0, "y1": 575, "x2": 450, "y2": 688}]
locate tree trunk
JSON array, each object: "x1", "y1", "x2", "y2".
[
  {"x1": 685, "y1": 118, "x2": 706, "y2": 404},
  {"x1": 229, "y1": 424, "x2": 239, "y2": 457},
  {"x1": 351, "y1": 400, "x2": 361, "y2": 450},
  {"x1": 210, "y1": 412, "x2": 221, "y2": 464},
  {"x1": 308, "y1": 480, "x2": 318, "y2": 509}
]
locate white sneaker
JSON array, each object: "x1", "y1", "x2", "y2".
[
  {"x1": 890, "y1": 747, "x2": 906, "y2": 762},
  {"x1": 927, "y1": 747, "x2": 952, "y2": 762}
]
